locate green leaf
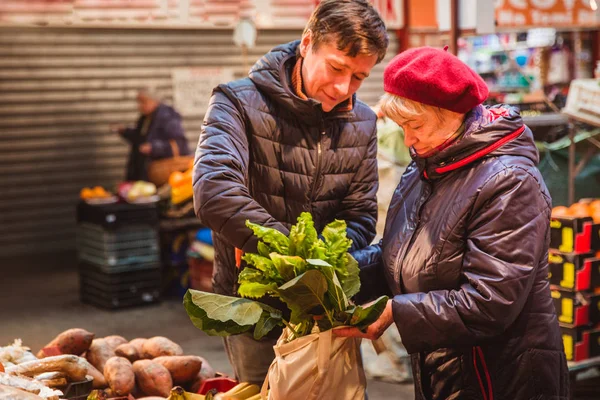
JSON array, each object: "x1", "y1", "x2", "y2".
[
  {"x1": 306, "y1": 258, "x2": 332, "y2": 267},
  {"x1": 183, "y1": 290, "x2": 257, "y2": 336},
  {"x1": 237, "y1": 267, "x2": 266, "y2": 285},
  {"x1": 341, "y1": 254, "x2": 361, "y2": 299},
  {"x1": 253, "y1": 311, "x2": 283, "y2": 340},
  {"x1": 257, "y1": 242, "x2": 271, "y2": 257},
  {"x1": 318, "y1": 264, "x2": 348, "y2": 313},
  {"x1": 246, "y1": 221, "x2": 289, "y2": 255},
  {"x1": 276, "y1": 270, "x2": 328, "y2": 324},
  {"x1": 322, "y1": 220, "x2": 353, "y2": 270},
  {"x1": 242, "y1": 254, "x2": 282, "y2": 284},
  {"x1": 308, "y1": 239, "x2": 328, "y2": 260},
  {"x1": 288, "y1": 212, "x2": 318, "y2": 259},
  {"x1": 350, "y1": 295, "x2": 389, "y2": 329},
  {"x1": 238, "y1": 282, "x2": 278, "y2": 299},
  {"x1": 269, "y1": 253, "x2": 299, "y2": 281}
]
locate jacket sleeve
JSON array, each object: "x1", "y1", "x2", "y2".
[
  {"x1": 193, "y1": 89, "x2": 289, "y2": 252},
  {"x1": 392, "y1": 169, "x2": 551, "y2": 354},
  {"x1": 350, "y1": 241, "x2": 392, "y2": 304},
  {"x1": 150, "y1": 115, "x2": 189, "y2": 158},
  {"x1": 335, "y1": 123, "x2": 378, "y2": 250}
]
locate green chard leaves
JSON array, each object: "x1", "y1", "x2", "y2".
[{"x1": 183, "y1": 212, "x2": 388, "y2": 342}]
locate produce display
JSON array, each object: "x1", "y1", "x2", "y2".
[
  {"x1": 552, "y1": 199, "x2": 600, "y2": 222},
  {"x1": 184, "y1": 213, "x2": 388, "y2": 342},
  {"x1": 0, "y1": 331, "x2": 220, "y2": 400},
  {"x1": 80, "y1": 187, "x2": 116, "y2": 203}
]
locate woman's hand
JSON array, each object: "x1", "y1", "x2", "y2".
[
  {"x1": 139, "y1": 143, "x2": 152, "y2": 155},
  {"x1": 334, "y1": 299, "x2": 394, "y2": 340}
]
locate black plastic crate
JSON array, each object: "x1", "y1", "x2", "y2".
[
  {"x1": 59, "y1": 377, "x2": 93, "y2": 399},
  {"x1": 76, "y1": 223, "x2": 160, "y2": 272},
  {"x1": 77, "y1": 201, "x2": 159, "y2": 230},
  {"x1": 79, "y1": 263, "x2": 162, "y2": 309},
  {"x1": 77, "y1": 223, "x2": 158, "y2": 244}
]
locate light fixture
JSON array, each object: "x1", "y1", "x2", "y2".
[{"x1": 591, "y1": 0, "x2": 598, "y2": 11}]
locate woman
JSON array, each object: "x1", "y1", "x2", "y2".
[
  {"x1": 336, "y1": 47, "x2": 569, "y2": 399},
  {"x1": 113, "y1": 86, "x2": 190, "y2": 181}
]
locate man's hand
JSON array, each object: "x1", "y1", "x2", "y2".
[
  {"x1": 109, "y1": 124, "x2": 126, "y2": 135},
  {"x1": 334, "y1": 299, "x2": 394, "y2": 340},
  {"x1": 139, "y1": 143, "x2": 152, "y2": 155}
]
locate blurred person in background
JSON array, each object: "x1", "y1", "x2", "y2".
[
  {"x1": 112, "y1": 86, "x2": 190, "y2": 181},
  {"x1": 337, "y1": 46, "x2": 569, "y2": 400},
  {"x1": 193, "y1": 0, "x2": 388, "y2": 386}
]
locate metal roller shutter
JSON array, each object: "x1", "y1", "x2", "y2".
[{"x1": 0, "y1": 26, "x2": 397, "y2": 257}]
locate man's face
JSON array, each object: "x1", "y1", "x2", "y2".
[
  {"x1": 300, "y1": 32, "x2": 378, "y2": 112},
  {"x1": 137, "y1": 93, "x2": 158, "y2": 116}
]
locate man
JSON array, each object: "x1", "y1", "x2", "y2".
[
  {"x1": 114, "y1": 86, "x2": 190, "y2": 181},
  {"x1": 193, "y1": 0, "x2": 388, "y2": 385}
]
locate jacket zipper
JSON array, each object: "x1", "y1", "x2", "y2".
[{"x1": 309, "y1": 129, "x2": 326, "y2": 204}]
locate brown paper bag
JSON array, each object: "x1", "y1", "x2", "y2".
[{"x1": 262, "y1": 328, "x2": 366, "y2": 400}]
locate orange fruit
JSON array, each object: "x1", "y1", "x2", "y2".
[
  {"x1": 169, "y1": 171, "x2": 185, "y2": 187},
  {"x1": 551, "y1": 206, "x2": 569, "y2": 217},
  {"x1": 589, "y1": 199, "x2": 600, "y2": 212},
  {"x1": 568, "y1": 203, "x2": 591, "y2": 218},
  {"x1": 80, "y1": 188, "x2": 93, "y2": 199},
  {"x1": 592, "y1": 210, "x2": 600, "y2": 224}
]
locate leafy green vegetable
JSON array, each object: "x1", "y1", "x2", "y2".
[
  {"x1": 254, "y1": 311, "x2": 283, "y2": 340},
  {"x1": 350, "y1": 296, "x2": 389, "y2": 330},
  {"x1": 288, "y1": 212, "x2": 318, "y2": 259},
  {"x1": 184, "y1": 290, "x2": 265, "y2": 336},
  {"x1": 341, "y1": 254, "x2": 361, "y2": 299},
  {"x1": 237, "y1": 282, "x2": 278, "y2": 299},
  {"x1": 184, "y1": 212, "x2": 388, "y2": 343},
  {"x1": 246, "y1": 221, "x2": 289, "y2": 254},
  {"x1": 276, "y1": 269, "x2": 329, "y2": 324}
]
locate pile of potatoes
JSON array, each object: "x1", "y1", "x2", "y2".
[{"x1": 38, "y1": 329, "x2": 216, "y2": 399}]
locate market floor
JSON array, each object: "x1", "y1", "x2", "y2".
[{"x1": 0, "y1": 252, "x2": 415, "y2": 400}]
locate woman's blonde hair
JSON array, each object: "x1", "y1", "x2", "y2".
[{"x1": 379, "y1": 93, "x2": 446, "y2": 124}]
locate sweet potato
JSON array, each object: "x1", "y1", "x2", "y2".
[
  {"x1": 103, "y1": 357, "x2": 135, "y2": 396},
  {"x1": 152, "y1": 356, "x2": 202, "y2": 384},
  {"x1": 132, "y1": 360, "x2": 172, "y2": 397},
  {"x1": 142, "y1": 337, "x2": 183, "y2": 359},
  {"x1": 36, "y1": 329, "x2": 94, "y2": 358},
  {"x1": 5, "y1": 355, "x2": 88, "y2": 382},
  {"x1": 86, "y1": 339, "x2": 114, "y2": 372},
  {"x1": 0, "y1": 383, "x2": 49, "y2": 400},
  {"x1": 129, "y1": 339, "x2": 147, "y2": 358},
  {"x1": 79, "y1": 358, "x2": 107, "y2": 388},
  {"x1": 189, "y1": 357, "x2": 216, "y2": 393},
  {"x1": 115, "y1": 343, "x2": 140, "y2": 362},
  {"x1": 103, "y1": 336, "x2": 127, "y2": 352}
]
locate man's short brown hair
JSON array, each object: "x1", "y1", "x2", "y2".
[{"x1": 304, "y1": 0, "x2": 389, "y2": 63}]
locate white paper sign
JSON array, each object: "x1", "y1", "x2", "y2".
[{"x1": 172, "y1": 67, "x2": 235, "y2": 117}]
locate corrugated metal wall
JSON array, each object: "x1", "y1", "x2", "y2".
[{"x1": 0, "y1": 27, "x2": 397, "y2": 257}]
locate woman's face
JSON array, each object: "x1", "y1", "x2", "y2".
[{"x1": 391, "y1": 108, "x2": 462, "y2": 156}]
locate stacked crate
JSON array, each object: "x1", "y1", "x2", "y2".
[
  {"x1": 76, "y1": 201, "x2": 162, "y2": 309},
  {"x1": 549, "y1": 213, "x2": 600, "y2": 363}
]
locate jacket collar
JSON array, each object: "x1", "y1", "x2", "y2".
[
  {"x1": 413, "y1": 105, "x2": 537, "y2": 181},
  {"x1": 248, "y1": 40, "x2": 356, "y2": 125}
]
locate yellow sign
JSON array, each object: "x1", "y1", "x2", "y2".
[
  {"x1": 559, "y1": 227, "x2": 574, "y2": 253},
  {"x1": 560, "y1": 262, "x2": 575, "y2": 289},
  {"x1": 548, "y1": 253, "x2": 564, "y2": 264},
  {"x1": 562, "y1": 334, "x2": 573, "y2": 361},
  {"x1": 558, "y1": 297, "x2": 574, "y2": 324}
]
